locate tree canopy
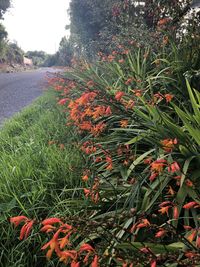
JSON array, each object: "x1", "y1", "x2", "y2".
[
  {"x1": 0, "y1": 0, "x2": 11, "y2": 19},
  {"x1": 68, "y1": 0, "x2": 198, "y2": 57}
]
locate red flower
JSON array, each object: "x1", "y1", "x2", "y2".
[
  {"x1": 41, "y1": 229, "x2": 62, "y2": 260},
  {"x1": 79, "y1": 243, "x2": 95, "y2": 253},
  {"x1": 42, "y1": 218, "x2": 62, "y2": 225},
  {"x1": 19, "y1": 220, "x2": 35, "y2": 240},
  {"x1": 40, "y1": 224, "x2": 56, "y2": 233},
  {"x1": 150, "y1": 260, "x2": 157, "y2": 267},
  {"x1": 105, "y1": 106, "x2": 112, "y2": 115},
  {"x1": 149, "y1": 172, "x2": 158, "y2": 182},
  {"x1": 10, "y1": 215, "x2": 35, "y2": 240},
  {"x1": 155, "y1": 229, "x2": 166, "y2": 238},
  {"x1": 183, "y1": 201, "x2": 198, "y2": 209},
  {"x1": 71, "y1": 262, "x2": 80, "y2": 267},
  {"x1": 159, "y1": 201, "x2": 172, "y2": 207},
  {"x1": 10, "y1": 216, "x2": 29, "y2": 227},
  {"x1": 136, "y1": 219, "x2": 150, "y2": 229},
  {"x1": 184, "y1": 225, "x2": 192, "y2": 230},
  {"x1": 83, "y1": 188, "x2": 91, "y2": 198},
  {"x1": 168, "y1": 162, "x2": 180, "y2": 173},
  {"x1": 91, "y1": 255, "x2": 99, "y2": 267},
  {"x1": 196, "y1": 235, "x2": 200, "y2": 248}
]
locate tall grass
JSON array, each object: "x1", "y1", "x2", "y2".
[{"x1": 0, "y1": 91, "x2": 83, "y2": 267}]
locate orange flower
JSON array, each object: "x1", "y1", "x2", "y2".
[
  {"x1": 10, "y1": 216, "x2": 35, "y2": 240},
  {"x1": 10, "y1": 216, "x2": 29, "y2": 227},
  {"x1": 41, "y1": 235, "x2": 60, "y2": 260},
  {"x1": 134, "y1": 90, "x2": 142, "y2": 97},
  {"x1": 187, "y1": 230, "x2": 197, "y2": 243},
  {"x1": 151, "y1": 159, "x2": 167, "y2": 173},
  {"x1": 42, "y1": 218, "x2": 62, "y2": 225},
  {"x1": 82, "y1": 174, "x2": 89, "y2": 181},
  {"x1": 160, "y1": 138, "x2": 177, "y2": 152},
  {"x1": 158, "y1": 206, "x2": 170, "y2": 216},
  {"x1": 165, "y1": 94, "x2": 174, "y2": 103},
  {"x1": 173, "y1": 206, "x2": 179, "y2": 220},
  {"x1": 168, "y1": 186, "x2": 175, "y2": 196},
  {"x1": 120, "y1": 120, "x2": 128, "y2": 128},
  {"x1": 58, "y1": 98, "x2": 68, "y2": 105},
  {"x1": 115, "y1": 91, "x2": 125, "y2": 101},
  {"x1": 19, "y1": 219, "x2": 35, "y2": 240},
  {"x1": 79, "y1": 243, "x2": 95, "y2": 253},
  {"x1": 91, "y1": 122, "x2": 106, "y2": 136},
  {"x1": 136, "y1": 219, "x2": 150, "y2": 229},
  {"x1": 40, "y1": 224, "x2": 56, "y2": 233},
  {"x1": 83, "y1": 188, "x2": 91, "y2": 198},
  {"x1": 59, "y1": 250, "x2": 77, "y2": 264}
]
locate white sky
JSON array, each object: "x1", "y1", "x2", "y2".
[{"x1": 2, "y1": 0, "x2": 71, "y2": 54}]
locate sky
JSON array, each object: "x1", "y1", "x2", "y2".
[{"x1": 2, "y1": 0, "x2": 71, "y2": 54}]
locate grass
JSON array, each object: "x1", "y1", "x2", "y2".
[{"x1": 0, "y1": 90, "x2": 84, "y2": 267}]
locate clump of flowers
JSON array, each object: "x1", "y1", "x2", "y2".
[{"x1": 10, "y1": 216, "x2": 99, "y2": 266}]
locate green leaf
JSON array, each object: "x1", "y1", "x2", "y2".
[{"x1": 126, "y1": 149, "x2": 155, "y2": 180}]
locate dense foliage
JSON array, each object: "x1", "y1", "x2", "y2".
[
  {"x1": 0, "y1": 0, "x2": 10, "y2": 57},
  {"x1": 68, "y1": 0, "x2": 200, "y2": 57},
  {"x1": 0, "y1": 0, "x2": 11, "y2": 19},
  {"x1": 3, "y1": 0, "x2": 200, "y2": 266}
]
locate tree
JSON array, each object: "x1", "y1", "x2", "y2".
[
  {"x1": 0, "y1": 0, "x2": 11, "y2": 19},
  {"x1": 68, "y1": 0, "x2": 198, "y2": 58},
  {"x1": 6, "y1": 42, "x2": 24, "y2": 64},
  {"x1": 57, "y1": 36, "x2": 73, "y2": 66},
  {"x1": 25, "y1": 51, "x2": 47, "y2": 66}
]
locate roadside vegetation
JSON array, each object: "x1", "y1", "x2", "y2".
[
  {"x1": 1, "y1": 0, "x2": 200, "y2": 266},
  {"x1": 0, "y1": 91, "x2": 83, "y2": 266}
]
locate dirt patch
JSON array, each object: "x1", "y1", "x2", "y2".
[{"x1": 0, "y1": 63, "x2": 35, "y2": 73}]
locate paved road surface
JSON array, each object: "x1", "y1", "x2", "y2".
[{"x1": 0, "y1": 68, "x2": 56, "y2": 126}]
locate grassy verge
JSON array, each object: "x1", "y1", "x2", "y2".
[{"x1": 0, "y1": 90, "x2": 83, "y2": 267}]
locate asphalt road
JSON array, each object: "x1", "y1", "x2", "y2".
[{"x1": 0, "y1": 68, "x2": 56, "y2": 126}]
